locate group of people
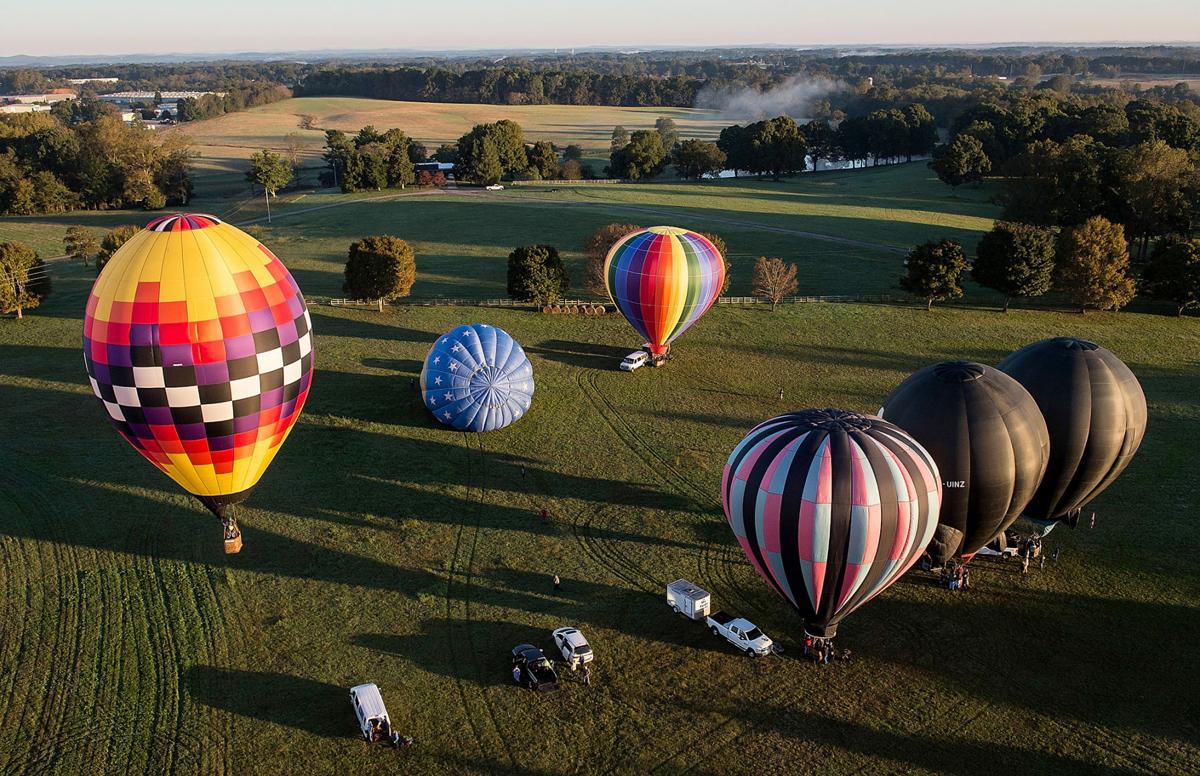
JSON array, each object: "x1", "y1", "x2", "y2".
[
  {"x1": 1018, "y1": 535, "x2": 1045, "y2": 574},
  {"x1": 368, "y1": 717, "x2": 411, "y2": 747},
  {"x1": 939, "y1": 561, "x2": 971, "y2": 591},
  {"x1": 802, "y1": 637, "x2": 849, "y2": 665}
]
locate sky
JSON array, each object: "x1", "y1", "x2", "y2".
[{"x1": 4, "y1": 0, "x2": 1199, "y2": 57}]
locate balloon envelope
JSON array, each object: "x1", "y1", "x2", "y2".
[
  {"x1": 83, "y1": 213, "x2": 314, "y2": 518},
  {"x1": 880, "y1": 361, "x2": 1050, "y2": 562},
  {"x1": 722, "y1": 409, "x2": 941, "y2": 637},
  {"x1": 604, "y1": 226, "x2": 725, "y2": 356},
  {"x1": 998, "y1": 337, "x2": 1146, "y2": 522},
  {"x1": 421, "y1": 323, "x2": 533, "y2": 432}
]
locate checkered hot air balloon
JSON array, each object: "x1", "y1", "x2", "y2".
[
  {"x1": 722, "y1": 409, "x2": 941, "y2": 639},
  {"x1": 82, "y1": 214, "x2": 313, "y2": 552},
  {"x1": 420, "y1": 323, "x2": 533, "y2": 432},
  {"x1": 604, "y1": 226, "x2": 725, "y2": 357}
]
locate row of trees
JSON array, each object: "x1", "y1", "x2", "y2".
[
  {"x1": 0, "y1": 102, "x2": 192, "y2": 215},
  {"x1": 321, "y1": 126, "x2": 424, "y2": 192},
  {"x1": 899, "y1": 217, "x2": 1200, "y2": 316},
  {"x1": 175, "y1": 83, "x2": 292, "y2": 122}
]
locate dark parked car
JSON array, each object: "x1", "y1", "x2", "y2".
[{"x1": 510, "y1": 644, "x2": 559, "y2": 691}]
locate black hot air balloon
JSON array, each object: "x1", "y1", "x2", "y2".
[
  {"x1": 880, "y1": 361, "x2": 1050, "y2": 563},
  {"x1": 998, "y1": 338, "x2": 1147, "y2": 524}
]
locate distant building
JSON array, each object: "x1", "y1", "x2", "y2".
[
  {"x1": 0, "y1": 92, "x2": 76, "y2": 104},
  {"x1": 415, "y1": 162, "x2": 455, "y2": 172},
  {"x1": 66, "y1": 77, "x2": 119, "y2": 85},
  {"x1": 99, "y1": 91, "x2": 224, "y2": 105},
  {"x1": 0, "y1": 103, "x2": 52, "y2": 114}
]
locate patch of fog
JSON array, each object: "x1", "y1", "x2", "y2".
[{"x1": 694, "y1": 75, "x2": 843, "y2": 121}]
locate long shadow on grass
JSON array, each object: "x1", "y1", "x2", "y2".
[
  {"x1": 184, "y1": 666, "x2": 348, "y2": 738},
  {"x1": 526, "y1": 339, "x2": 631, "y2": 370},
  {"x1": 310, "y1": 308, "x2": 434, "y2": 343}
]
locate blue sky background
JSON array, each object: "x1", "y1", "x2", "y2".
[{"x1": 4, "y1": 0, "x2": 1199, "y2": 57}]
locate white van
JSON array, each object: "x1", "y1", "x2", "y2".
[
  {"x1": 349, "y1": 683, "x2": 397, "y2": 744},
  {"x1": 619, "y1": 351, "x2": 649, "y2": 371}
]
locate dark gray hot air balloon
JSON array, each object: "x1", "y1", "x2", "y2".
[
  {"x1": 998, "y1": 338, "x2": 1147, "y2": 525},
  {"x1": 880, "y1": 361, "x2": 1050, "y2": 563}
]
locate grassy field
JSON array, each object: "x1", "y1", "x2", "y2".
[
  {"x1": 0, "y1": 162, "x2": 999, "y2": 300},
  {"x1": 1, "y1": 251, "x2": 1198, "y2": 774},
  {"x1": 170, "y1": 97, "x2": 734, "y2": 192}
]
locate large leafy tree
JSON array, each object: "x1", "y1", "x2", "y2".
[
  {"x1": 655, "y1": 117, "x2": 680, "y2": 151},
  {"x1": 526, "y1": 140, "x2": 559, "y2": 179},
  {"x1": 900, "y1": 239, "x2": 968, "y2": 310},
  {"x1": 1055, "y1": 215, "x2": 1137, "y2": 313},
  {"x1": 1001, "y1": 136, "x2": 1103, "y2": 225},
  {"x1": 746, "y1": 116, "x2": 807, "y2": 179},
  {"x1": 1142, "y1": 238, "x2": 1200, "y2": 316},
  {"x1": 931, "y1": 135, "x2": 991, "y2": 189},
  {"x1": 972, "y1": 222, "x2": 1057, "y2": 311},
  {"x1": 507, "y1": 244, "x2": 569, "y2": 304},
  {"x1": 583, "y1": 223, "x2": 641, "y2": 296},
  {"x1": 609, "y1": 130, "x2": 667, "y2": 180},
  {"x1": 802, "y1": 119, "x2": 840, "y2": 171},
  {"x1": 610, "y1": 126, "x2": 630, "y2": 156},
  {"x1": 343, "y1": 236, "x2": 416, "y2": 301},
  {"x1": 1106, "y1": 140, "x2": 1195, "y2": 258},
  {"x1": 717, "y1": 124, "x2": 752, "y2": 176},
  {"x1": 672, "y1": 139, "x2": 726, "y2": 180},
  {"x1": 246, "y1": 148, "x2": 294, "y2": 222},
  {"x1": 0, "y1": 241, "x2": 51, "y2": 319},
  {"x1": 63, "y1": 226, "x2": 100, "y2": 266},
  {"x1": 457, "y1": 121, "x2": 528, "y2": 183}
]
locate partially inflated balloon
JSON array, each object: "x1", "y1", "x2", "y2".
[
  {"x1": 880, "y1": 361, "x2": 1050, "y2": 562},
  {"x1": 604, "y1": 226, "x2": 725, "y2": 356},
  {"x1": 998, "y1": 338, "x2": 1146, "y2": 523},
  {"x1": 722, "y1": 409, "x2": 941, "y2": 638},
  {"x1": 421, "y1": 323, "x2": 534, "y2": 432},
  {"x1": 83, "y1": 213, "x2": 313, "y2": 546}
]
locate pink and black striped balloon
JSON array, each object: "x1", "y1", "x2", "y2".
[{"x1": 722, "y1": 409, "x2": 941, "y2": 638}]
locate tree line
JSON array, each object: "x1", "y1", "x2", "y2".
[
  {"x1": 175, "y1": 83, "x2": 292, "y2": 122},
  {"x1": 0, "y1": 99, "x2": 192, "y2": 215}
]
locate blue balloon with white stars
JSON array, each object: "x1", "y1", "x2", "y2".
[{"x1": 420, "y1": 323, "x2": 535, "y2": 432}]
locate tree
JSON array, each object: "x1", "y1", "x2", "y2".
[
  {"x1": 526, "y1": 140, "x2": 559, "y2": 179},
  {"x1": 1107, "y1": 140, "x2": 1195, "y2": 258},
  {"x1": 655, "y1": 117, "x2": 680, "y2": 151},
  {"x1": 432, "y1": 143, "x2": 458, "y2": 163},
  {"x1": 63, "y1": 226, "x2": 99, "y2": 266},
  {"x1": 1143, "y1": 238, "x2": 1200, "y2": 316},
  {"x1": 283, "y1": 132, "x2": 304, "y2": 172},
  {"x1": 802, "y1": 120, "x2": 840, "y2": 171},
  {"x1": 609, "y1": 130, "x2": 667, "y2": 180},
  {"x1": 745, "y1": 116, "x2": 807, "y2": 179},
  {"x1": 904, "y1": 104, "x2": 939, "y2": 161},
  {"x1": 583, "y1": 223, "x2": 641, "y2": 296},
  {"x1": 972, "y1": 222, "x2": 1057, "y2": 311},
  {"x1": 343, "y1": 236, "x2": 416, "y2": 301},
  {"x1": 507, "y1": 244, "x2": 569, "y2": 304},
  {"x1": 563, "y1": 144, "x2": 584, "y2": 161},
  {"x1": 931, "y1": 135, "x2": 991, "y2": 189},
  {"x1": 298, "y1": 114, "x2": 317, "y2": 130},
  {"x1": 0, "y1": 242, "x2": 50, "y2": 319},
  {"x1": 456, "y1": 121, "x2": 528, "y2": 183},
  {"x1": 672, "y1": 139, "x2": 726, "y2": 180},
  {"x1": 610, "y1": 126, "x2": 630, "y2": 156},
  {"x1": 752, "y1": 256, "x2": 799, "y2": 310},
  {"x1": 1055, "y1": 216, "x2": 1137, "y2": 313},
  {"x1": 246, "y1": 149, "x2": 293, "y2": 223},
  {"x1": 900, "y1": 239, "x2": 968, "y2": 310},
  {"x1": 96, "y1": 224, "x2": 139, "y2": 274},
  {"x1": 717, "y1": 124, "x2": 752, "y2": 176},
  {"x1": 559, "y1": 159, "x2": 583, "y2": 180}
]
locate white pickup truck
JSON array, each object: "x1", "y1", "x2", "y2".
[{"x1": 706, "y1": 611, "x2": 774, "y2": 657}]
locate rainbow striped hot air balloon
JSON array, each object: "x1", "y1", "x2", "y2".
[
  {"x1": 83, "y1": 213, "x2": 313, "y2": 552},
  {"x1": 604, "y1": 226, "x2": 725, "y2": 357}
]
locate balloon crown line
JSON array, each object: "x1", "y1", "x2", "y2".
[
  {"x1": 1052, "y1": 337, "x2": 1100, "y2": 352},
  {"x1": 932, "y1": 361, "x2": 987, "y2": 383},
  {"x1": 786, "y1": 408, "x2": 879, "y2": 433}
]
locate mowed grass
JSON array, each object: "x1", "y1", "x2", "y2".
[{"x1": 1, "y1": 256, "x2": 1198, "y2": 775}]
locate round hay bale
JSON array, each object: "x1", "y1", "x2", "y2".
[
  {"x1": 569, "y1": 305, "x2": 580, "y2": 315},
  {"x1": 542, "y1": 305, "x2": 553, "y2": 314}
]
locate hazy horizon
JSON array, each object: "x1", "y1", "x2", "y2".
[{"x1": 4, "y1": 0, "x2": 1199, "y2": 59}]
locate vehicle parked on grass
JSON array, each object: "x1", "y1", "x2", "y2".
[
  {"x1": 706, "y1": 611, "x2": 774, "y2": 657},
  {"x1": 619, "y1": 350, "x2": 649, "y2": 371},
  {"x1": 666, "y1": 579, "x2": 711, "y2": 620},
  {"x1": 511, "y1": 644, "x2": 559, "y2": 691},
  {"x1": 551, "y1": 626, "x2": 594, "y2": 669},
  {"x1": 349, "y1": 683, "x2": 400, "y2": 745}
]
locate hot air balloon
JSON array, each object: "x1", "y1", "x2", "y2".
[
  {"x1": 880, "y1": 361, "x2": 1050, "y2": 564},
  {"x1": 722, "y1": 409, "x2": 940, "y2": 639},
  {"x1": 998, "y1": 338, "x2": 1147, "y2": 525},
  {"x1": 604, "y1": 226, "x2": 725, "y2": 358},
  {"x1": 83, "y1": 213, "x2": 314, "y2": 552},
  {"x1": 421, "y1": 323, "x2": 533, "y2": 432}
]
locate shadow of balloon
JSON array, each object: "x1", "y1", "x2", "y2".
[
  {"x1": 184, "y1": 666, "x2": 348, "y2": 738},
  {"x1": 526, "y1": 339, "x2": 632, "y2": 370}
]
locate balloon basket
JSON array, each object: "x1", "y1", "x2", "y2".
[{"x1": 224, "y1": 531, "x2": 243, "y2": 554}]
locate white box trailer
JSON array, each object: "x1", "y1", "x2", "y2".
[{"x1": 666, "y1": 579, "x2": 711, "y2": 620}]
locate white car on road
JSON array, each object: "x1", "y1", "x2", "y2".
[{"x1": 485, "y1": 184, "x2": 505, "y2": 190}]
